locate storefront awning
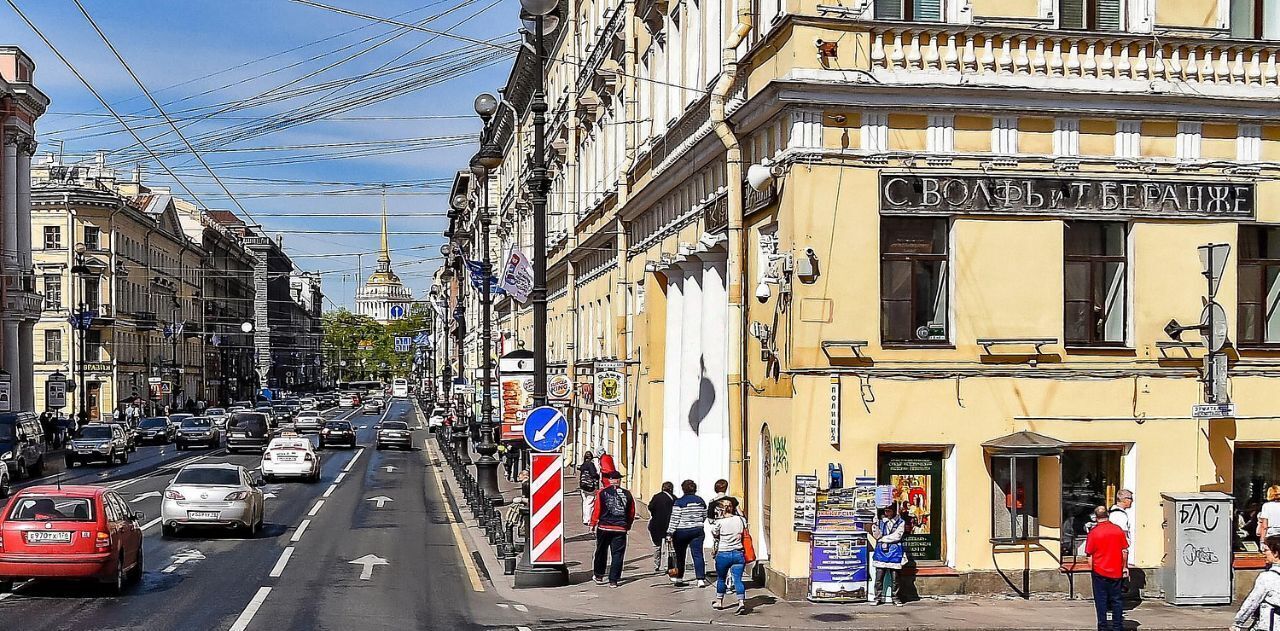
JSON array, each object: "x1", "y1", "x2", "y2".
[{"x1": 982, "y1": 430, "x2": 1069, "y2": 456}]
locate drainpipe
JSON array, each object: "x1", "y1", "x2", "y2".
[
  {"x1": 709, "y1": 3, "x2": 753, "y2": 518},
  {"x1": 615, "y1": 1, "x2": 637, "y2": 490}
]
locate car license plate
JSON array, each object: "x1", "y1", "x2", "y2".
[
  {"x1": 26, "y1": 531, "x2": 72, "y2": 543},
  {"x1": 188, "y1": 511, "x2": 220, "y2": 520},
  {"x1": 278, "y1": 453, "x2": 296, "y2": 461},
  {"x1": 77, "y1": 449, "x2": 93, "y2": 454}
]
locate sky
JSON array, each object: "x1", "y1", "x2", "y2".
[{"x1": 0, "y1": 0, "x2": 522, "y2": 309}]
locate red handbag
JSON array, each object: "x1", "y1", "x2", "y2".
[{"x1": 741, "y1": 518, "x2": 757, "y2": 564}]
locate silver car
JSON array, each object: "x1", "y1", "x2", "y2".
[
  {"x1": 161, "y1": 463, "x2": 265, "y2": 537},
  {"x1": 293, "y1": 410, "x2": 323, "y2": 433}
]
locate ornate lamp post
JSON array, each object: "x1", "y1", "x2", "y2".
[
  {"x1": 470, "y1": 92, "x2": 505, "y2": 501},
  {"x1": 70, "y1": 243, "x2": 91, "y2": 420}
]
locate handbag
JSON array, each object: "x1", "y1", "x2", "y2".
[
  {"x1": 666, "y1": 543, "x2": 680, "y2": 577},
  {"x1": 741, "y1": 517, "x2": 757, "y2": 564}
]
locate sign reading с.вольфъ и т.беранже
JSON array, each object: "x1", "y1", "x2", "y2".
[{"x1": 881, "y1": 174, "x2": 1254, "y2": 219}]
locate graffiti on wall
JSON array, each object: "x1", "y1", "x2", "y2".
[{"x1": 771, "y1": 435, "x2": 789, "y2": 475}]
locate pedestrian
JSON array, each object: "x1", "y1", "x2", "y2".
[
  {"x1": 710, "y1": 498, "x2": 751, "y2": 615},
  {"x1": 1085, "y1": 505, "x2": 1129, "y2": 631},
  {"x1": 1109, "y1": 489, "x2": 1138, "y2": 598},
  {"x1": 590, "y1": 470, "x2": 635, "y2": 588},
  {"x1": 1258, "y1": 487, "x2": 1280, "y2": 541},
  {"x1": 648, "y1": 482, "x2": 676, "y2": 573},
  {"x1": 871, "y1": 505, "x2": 907, "y2": 606},
  {"x1": 1233, "y1": 535, "x2": 1280, "y2": 630},
  {"x1": 667, "y1": 479, "x2": 709, "y2": 588},
  {"x1": 706, "y1": 479, "x2": 740, "y2": 520},
  {"x1": 579, "y1": 451, "x2": 600, "y2": 527},
  {"x1": 598, "y1": 448, "x2": 617, "y2": 481}
]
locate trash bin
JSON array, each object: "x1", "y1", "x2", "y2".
[{"x1": 1161, "y1": 491, "x2": 1233, "y2": 605}]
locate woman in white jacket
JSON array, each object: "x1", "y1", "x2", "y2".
[{"x1": 1234, "y1": 535, "x2": 1280, "y2": 630}]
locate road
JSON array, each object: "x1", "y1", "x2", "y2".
[{"x1": 0, "y1": 399, "x2": 707, "y2": 631}]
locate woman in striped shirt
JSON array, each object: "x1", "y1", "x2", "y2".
[{"x1": 666, "y1": 480, "x2": 709, "y2": 587}]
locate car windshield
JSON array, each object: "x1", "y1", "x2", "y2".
[
  {"x1": 181, "y1": 418, "x2": 213, "y2": 428},
  {"x1": 174, "y1": 468, "x2": 241, "y2": 486},
  {"x1": 382, "y1": 421, "x2": 409, "y2": 430},
  {"x1": 139, "y1": 418, "x2": 167, "y2": 428},
  {"x1": 170, "y1": 414, "x2": 191, "y2": 421},
  {"x1": 8, "y1": 496, "x2": 95, "y2": 521},
  {"x1": 230, "y1": 413, "x2": 268, "y2": 427},
  {"x1": 325, "y1": 421, "x2": 351, "y2": 430},
  {"x1": 77, "y1": 426, "x2": 112, "y2": 439}
]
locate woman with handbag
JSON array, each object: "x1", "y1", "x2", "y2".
[
  {"x1": 709, "y1": 499, "x2": 753, "y2": 615},
  {"x1": 871, "y1": 505, "x2": 907, "y2": 606}
]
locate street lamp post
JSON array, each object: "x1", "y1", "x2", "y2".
[
  {"x1": 514, "y1": 0, "x2": 568, "y2": 589},
  {"x1": 469, "y1": 102, "x2": 504, "y2": 500},
  {"x1": 70, "y1": 243, "x2": 90, "y2": 421}
]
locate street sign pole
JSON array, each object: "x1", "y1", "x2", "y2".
[{"x1": 1197, "y1": 243, "x2": 1232, "y2": 406}]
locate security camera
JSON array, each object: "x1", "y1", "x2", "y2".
[{"x1": 755, "y1": 282, "x2": 771, "y2": 302}]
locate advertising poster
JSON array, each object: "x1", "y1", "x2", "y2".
[
  {"x1": 793, "y1": 475, "x2": 819, "y2": 532},
  {"x1": 809, "y1": 532, "x2": 871, "y2": 603},
  {"x1": 815, "y1": 488, "x2": 860, "y2": 534},
  {"x1": 879, "y1": 453, "x2": 944, "y2": 562},
  {"x1": 854, "y1": 476, "x2": 877, "y2": 522},
  {"x1": 594, "y1": 361, "x2": 625, "y2": 407},
  {"x1": 500, "y1": 374, "x2": 533, "y2": 441}
]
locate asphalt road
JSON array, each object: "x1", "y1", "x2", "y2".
[{"x1": 0, "y1": 399, "x2": 708, "y2": 631}]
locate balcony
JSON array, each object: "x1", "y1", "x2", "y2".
[
  {"x1": 834, "y1": 19, "x2": 1280, "y2": 96},
  {"x1": 86, "y1": 304, "x2": 115, "y2": 327},
  {"x1": 5, "y1": 290, "x2": 42, "y2": 317}
]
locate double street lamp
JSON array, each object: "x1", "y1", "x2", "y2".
[
  {"x1": 69, "y1": 243, "x2": 92, "y2": 421},
  {"x1": 470, "y1": 92, "x2": 504, "y2": 503}
]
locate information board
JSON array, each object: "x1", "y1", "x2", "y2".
[
  {"x1": 809, "y1": 532, "x2": 870, "y2": 603},
  {"x1": 793, "y1": 474, "x2": 819, "y2": 532}
]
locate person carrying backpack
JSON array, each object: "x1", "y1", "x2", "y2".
[
  {"x1": 590, "y1": 471, "x2": 636, "y2": 588},
  {"x1": 579, "y1": 451, "x2": 600, "y2": 526}
]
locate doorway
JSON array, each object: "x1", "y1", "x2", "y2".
[
  {"x1": 1060, "y1": 448, "x2": 1122, "y2": 557},
  {"x1": 87, "y1": 381, "x2": 101, "y2": 421}
]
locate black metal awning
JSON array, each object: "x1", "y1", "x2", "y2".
[{"x1": 982, "y1": 430, "x2": 1069, "y2": 457}]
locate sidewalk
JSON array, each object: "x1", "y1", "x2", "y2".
[{"x1": 428, "y1": 435, "x2": 1237, "y2": 629}]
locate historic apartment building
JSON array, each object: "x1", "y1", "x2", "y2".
[
  {"x1": 1, "y1": 47, "x2": 48, "y2": 413},
  {"x1": 468, "y1": 0, "x2": 1280, "y2": 599}
]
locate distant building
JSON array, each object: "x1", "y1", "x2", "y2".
[{"x1": 355, "y1": 204, "x2": 411, "y2": 324}]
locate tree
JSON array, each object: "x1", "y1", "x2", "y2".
[{"x1": 321, "y1": 305, "x2": 431, "y2": 382}]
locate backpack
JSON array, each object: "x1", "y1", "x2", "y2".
[{"x1": 579, "y1": 463, "x2": 600, "y2": 492}]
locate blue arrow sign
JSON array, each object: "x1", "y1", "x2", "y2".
[
  {"x1": 389, "y1": 304, "x2": 405, "y2": 319},
  {"x1": 523, "y1": 406, "x2": 568, "y2": 453}
]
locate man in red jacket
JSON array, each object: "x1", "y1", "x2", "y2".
[
  {"x1": 1085, "y1": 505, "x2": 1130, "y2": 631},
  {"x1": 590, "y1": 470, "x2": 635, "y2": 587}
]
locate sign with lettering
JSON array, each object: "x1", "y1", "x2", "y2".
[{"x1": 880, "y1": 175, "x2": 1255, "y2": 220}]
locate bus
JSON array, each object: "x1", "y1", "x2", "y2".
[{"x1": 391, "y1": 378, "x2": 409, "y2": 398}]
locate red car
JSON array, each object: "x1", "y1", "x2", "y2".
[{"x1": 0, "y1": 485, "x2": 144, "y2": 594}]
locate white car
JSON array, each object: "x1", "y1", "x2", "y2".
[
  {"x1": 339, "y1": 393, "x2": 359, "y2": 408},
  {"x1": 293, "y1": 410, "x2": 323, "y2": 433},
  {"x1": 300, "y1": 398, "x2": 317, "y2": 410},
  {"x1": 205, "y1": 408, "x2": 228, "y2": 427},
  {"x1": 161, "y1": 463, "x2": 265, "y2": 537},
  {"x1": 261, "y1": 437, "x2": 320, "y2": 483}
]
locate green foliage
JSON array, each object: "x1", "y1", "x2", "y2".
[{"x1": 321, "y1": 305, "x2": 430, "y2": 380}]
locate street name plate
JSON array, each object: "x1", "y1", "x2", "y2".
[{"x1": 1192, "y1": 403, "x2": 1235, "y2": 419}]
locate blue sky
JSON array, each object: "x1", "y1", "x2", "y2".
[{"x1": 1, "y1": 0, "x2": 521, "y2": 308}]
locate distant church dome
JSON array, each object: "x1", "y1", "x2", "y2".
[{"x1": 356, "y1": 201, "x2": 412, "y2": 324}]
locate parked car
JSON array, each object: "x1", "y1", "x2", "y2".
[
  {"x1": 160, "y1": 463, "x2": 264, "y2": 537},
  {"x1": 318, "y1": 420, "x2": 356, "y2": 449},
  {"x1": 225, "y1": 412, "x2": 271, "y2": 454},
  {"x1": 175, "y1": 417, "x2": 221, "y2": 450},
  {"x1": 66, "y1": 424, "x2": 129, "y2": 467},
  {"x1": 0, "y1": 413, "x2": 45, "y2": 479},
  {"x1": 0, "y1": 485, "x2": 144, "y2": 593},
  {"x1": 375, "y1": 421, "x2": 413, "y2": 450},
  {"x1": 261, "y1": 437, "x2": 320, "y2": 482},
  {"x1": 427, "y1": 408, "x2": 446, "y2": 432},
  {"x1": 293, "y1": 410, "x2": 323, "y2": 434},
  {"x1": 136, "y1": 417, "x2": 175, "y2": 445},
  {"x1": 0, "y1": 465, "x2": 9, "y2": 499}
]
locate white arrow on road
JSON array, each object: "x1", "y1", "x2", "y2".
[
  {"x1": 348, "y1": 554, "x2": 389, "y2": 580},
  {"x1": 162, "y1": 548, "x2": 206, "y2": 573},
  {"x1": 383, "y1": 465, "x2": 398, "y2": 473},
  {"x1": 263, "y1": 492, "x2": 278, "y2": 500},
  {"x1": 366, "y1": 496, "x2": 394, "y2": 509},
  {"x1": 130, "y1": 491, "x2": 161, "y2": 503}
]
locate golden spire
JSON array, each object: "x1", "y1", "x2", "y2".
[{"x1": 378, "y1": 186, "x2": 390, "y2": 265}]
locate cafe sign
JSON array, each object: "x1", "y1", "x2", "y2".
[{"x1": 881, "y1": 174, "x2": 1255, "y2": 220}]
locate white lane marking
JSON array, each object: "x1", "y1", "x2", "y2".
[
  {"x1": 322, "y1": 484, "x2": 337, "y2": 498},
  {"x1": 269, "y1": 546, "x2": 295, "y2": 578},
  {"x1": 425, "y1": 439, "x2": 484, "y2": 592},
  {"x1": 130, "y1": 491, "x2": 161, "y2": 502},
  {"x1": 161, "y1": 564, "x2": 178, "y2": 574},
  {"x1": 228, "y1": 586, "x2": 272, "y2": 631},
  {"x1": 0, "y1": 580, "x2": 33, "y2": 602},
  {"x1": 513, "y1": 604, "x2": 529, "y2": 613},
  {"x1": 348, "y1": 554, "x2": 389, "y2": 580},
  {"x1": 162, "y1": 548, "x2": 206, "y2": 573},
  {"x1": 342, "y1": 448, "x2": 364, "y2": 472},
  {"x1": 517, "y1": 627, "x2": 532, "y2": 631},
  {"x1": 290, "y1": 519, "x2": 311, "y2": 542},
  {"x1": 334, "y1": 472, "x2": 346, "y2": 484},
  {"x1": 307, "y1": 500, "x2": 325, "y2": 516},
  {"x1": 366, "y1": 496, "x2": 393, "y2": 508},
  {"x1": 141, "y1": 517, "x2": 162, "y2": 531},
  {"x1": 496, "y1": 603, "x2": 509, "y2": 609}
]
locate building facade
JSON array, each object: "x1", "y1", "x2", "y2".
[
  {"x1": 1, "y1": 47, "x2": 48, "y2": 413},
  {"x1": 245, "y1": 233, "x2": 324, "y2": 393},
  {"x1": 462, "y1": 0, "x2": 1280, "y2": 601}
]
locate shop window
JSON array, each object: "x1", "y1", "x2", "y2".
[
  {"x1": 1060, "y1": 448, "x2": 1122, "y2": 557},
  {"x1": 1238, "y1": 226, "x2": 1280, "y2": 346},
  {"x1": 875, "y1": 0, "x2": 942, "y2": 21},
  {"x1": 991, "y1": 457, "x2": 1040, "y2": 542},
  {"x1": 881, "y1": 217, "x2": 949, "y2": 345},
  {"x1": 1059, "y1": 0, "x2": 1123, "y2": 31},
  {"x1": 1233, "y1": 446, "x2": 1280, "y2": 553},
  {"x1": 1064, "y1": 221, "x2": 1127, "y2": 346},
  {"x1": 878, "y1": 451, "x2": 945, "y2": 562},
  {"x1": 1232, "y1": 0, "x2": 1280, "y2": 39}
]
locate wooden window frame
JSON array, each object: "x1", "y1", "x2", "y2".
[
  {"x1": 881, "y1": 217, "x2": 950, "y2": 346},
  {"x1": 1064, "y1": 221, "x2": 1128, "y2": 348},
  {"x1": 1238, "y1": 225, "x2": 1280, "y2": 348}
]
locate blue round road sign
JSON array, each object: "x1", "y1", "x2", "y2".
[
  {"x1": 523, "y1": 406, "x2": 568, "y2": 452},
  {"x1": 389, "y1": 304, "x2": 405, "y2": 319}
]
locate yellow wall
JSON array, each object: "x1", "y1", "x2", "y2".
[
  {"x1": 1203, "y1": 123, "x2": 1237, "y2": 160},
  {"x1": 1019, "y1": 118, "x2": 1055, "y2": 156},
  {"x1": 971, "y1": 0, "x2": 1039, "y2": 19},
  {"x1": 1080, "y1": 119, "x2": 1117, "y2": 157},
  {"x1": 955, "y1": 115, "x2": 991, "y2": 154},
  {"x1": 1155, "y1": 0, "x2": 1220, "y2": 28},
  {"x1": 1141, "y1": 120, "x2": 1176, "y2": 158}
]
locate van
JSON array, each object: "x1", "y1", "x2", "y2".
[{"x1": 0, "y1": 413, "x2": 46, "y2": 479}]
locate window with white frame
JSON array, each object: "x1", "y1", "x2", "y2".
[
  {"x1": 1231, "y1": 0, "x2": 1280, "y2": 39},
  {"x1": 1059, "y1": 0, "x2": 1124, "y2": 31},
  {"x1": 43, "y1": 225, "x2": 61, "y2": 250},
  {"x1": 875, "y1": 0, "x2": 943, "y2": 20}
]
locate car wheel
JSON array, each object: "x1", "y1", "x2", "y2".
[
  {"x1": 376, "y1": 443, "x2": 384, "y2": 450},
  {"x1": 0, "y1": 580, "x2": 12, "y2": 594},
  {"x1": 228, "y1": 448, "x2": 237, "y2": 455},
  {"x1": 109, "y1": 553, "x2": 128, "y2": 595},
  {"x1": 0, "y1": 474, "x2": 10, "y2": 498},
  {"x1": 128, "y1": 545, "x2": 143, "y2": 583},
  {"x1": 65, "y1": 456, "x2": 76, "y2": 468},
  {"x1": 30, "y1": 457, "x2": 44, "y2": 476},
  {"x1": 120, "y1": 450, "x2": 130, "y2": 465}
]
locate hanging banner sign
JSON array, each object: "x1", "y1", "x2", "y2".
[
  {"x1": 499, "y1": 247, "x2": 533, "y2": 304},
  {"x1": 594, "y1": 361, "x2": 624, "y2": 407},
  {"x1": 548, "y1": 374, "x2": 573, "y2": 403}
]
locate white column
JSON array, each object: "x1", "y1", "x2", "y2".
[
  {"x1": 16, "y1": 140, "x2": 32, "y2": 271},
  {"x1": 19, "y1": 322, "x2": 33, "y2": 411},
  {"x1": 660, "y1": 267, "x2": 685, "y2": 483},
  {"x1": 2, "y1": 320, "x2": 18, "y2": 399},
  {"x1": 2, "y1": 133, "x2": 18, "y2": 269},
  {"x1": 699, "y1": 252, "x2": 730, "y2": 490},
  {"x1": 676, "y1": 257, "x2": 704, "y2": 490}
]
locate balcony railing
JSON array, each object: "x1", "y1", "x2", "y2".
[{"x1": 859, "y1": 22, "x2": 1280, "y2": 88}]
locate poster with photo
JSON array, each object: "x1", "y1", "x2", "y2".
[{"x1": 879, "y1": 453, "x2": 944, "y2": 562}]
